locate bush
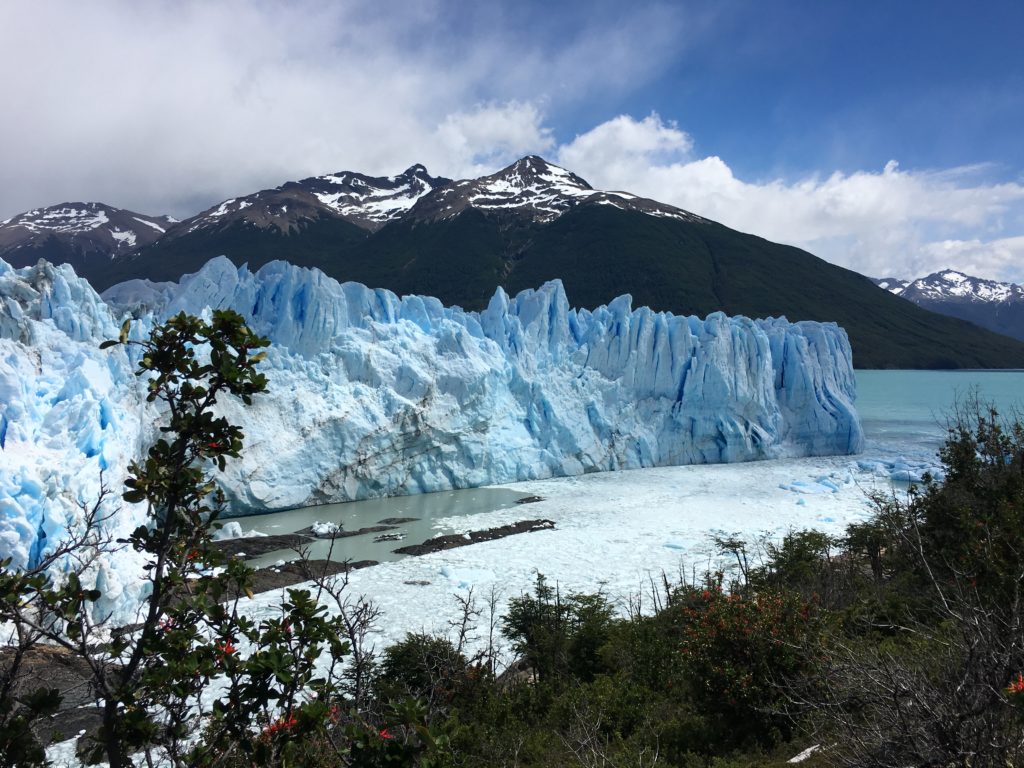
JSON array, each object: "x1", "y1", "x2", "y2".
[
  {"x1": 672, "y1": 577, "x2": 820, "y2": 750},
  {"x1": 502, "y1": 574, "x2": 615, "y2": 687},
  {"x1": 378, "y1": 633, "x2": 469, "y2": 706}
]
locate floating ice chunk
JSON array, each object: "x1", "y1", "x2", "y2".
[
  {"x1": 439, "y1": 565, "x2": 494, "y2": 590},
  {"x1": 213, "y1": 522, "x2": 244, "y2": 540},
  {"x1": 311, "y1": 521, "x2": 341, "y2": 536}
]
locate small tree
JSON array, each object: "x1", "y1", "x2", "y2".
[
  {"x1": 0, "y1": 310, "x2": 457, "y2": 767},
  {"x1": 502, "y1": 574, "x2": 615, "y2": 686},
  {"x1": 0, "y1": 311, "x2": 353, "y2": 766}
]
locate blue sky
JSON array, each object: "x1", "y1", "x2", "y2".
[
  {"x1": 612, "y1": 1, "x2": 1024, "y2": 180},
  {"x1": 2, "y1": 0, "x2": 1023, "y2": 281}
]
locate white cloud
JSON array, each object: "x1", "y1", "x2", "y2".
[
  {"x1": 434, "y1": 102, "x2": 554, "y2": 176},
  {"x1": 919, "y1": 237, "x2": 1024, "y2": 282},
  {"x1": 556, "y1": 115, "x2": 1024, "y2": 283},
  {"x1": 0, "y1": 0, "x2": 684, "y2": 219}
]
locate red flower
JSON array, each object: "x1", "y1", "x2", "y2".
[
  {"x1": 264, "y1": 714, "x2": 298, "y2": 736},
  {"x1": 1007, "y1": 672, "x2": 1024, "y2": 696},
  {"x1": 379, "y1": 728, "x2": 393, "y2": 740},
  {"x1": 215, "y1": 639, "x2": 237, "y2": 660}
]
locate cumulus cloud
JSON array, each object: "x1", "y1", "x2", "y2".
[
  {"x1": 556, "y1": 115, "x2": 1024, "y2": 283},
  {"x1": 919, "y1": 237, "x2": 1024, "y2": 282},
  {"x1": 434, "y1": 102, "x2": 554, "y2": 177},
  {"x1": 0, "y1": 0, "x2": 683, "y2": 219}
]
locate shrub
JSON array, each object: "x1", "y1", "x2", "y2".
[
  {"x1": 673, "y1": 577, "x2": 819, "y2": 749},
  {"x1": 502, "y1": 574, "x2": 615, "y2": 686}
]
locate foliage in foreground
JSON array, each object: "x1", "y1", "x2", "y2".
[
  {"x1": 1, "y1": 310, "x2": 1023, "y2": 767},
  {"x1": 0, "y1": 311, "x2": 451, "y2": 767}
]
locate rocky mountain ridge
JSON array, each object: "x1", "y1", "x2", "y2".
[
  {"x1": 872, "y1": 270, "x2": 1024, "y2": 341},
  {"x1": 0, "y1": 202, "x2": 175, "y2": 277}
]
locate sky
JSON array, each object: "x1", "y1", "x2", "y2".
[{"x1": 2, "y1": 0, "x2": 1023, "y2": 282}]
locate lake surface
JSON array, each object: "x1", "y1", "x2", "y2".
[
  {"x1": 233, "y1": 369, "x2": 1024, "y2": 567},
  {"x1": 856, "y1": 369, "x2": 1024, "y2": 455}
]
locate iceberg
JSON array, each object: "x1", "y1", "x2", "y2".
[{"x1": 0, "y1": 256, "x2": 862, "y2": 621}]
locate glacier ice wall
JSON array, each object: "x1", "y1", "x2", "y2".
[{"x1": 0, "y1": 256, "x2": 862, "y2": 601}]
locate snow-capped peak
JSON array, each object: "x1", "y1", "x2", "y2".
[
  {"x1": 7, "y1": 203, "x2": 111, "y2": 235},
  {"x1": 903, "y1": 270, "x2": 1023, "y2": 304},
  {"x1": 0, "y1": 203, "x2": 174, "y2": 263},
  {"x1": 494, "y1": 155, "x2": 594, "y2": 194},
  {"x1": 408, "y1": 155, "x2": 702, "y2": 225},
  {"x1": 308, "y1": 164, "x2": 445, "y2": 226},
  {"x1": 873, "y1": 269, "x2": 1024, "y2": 342},
  {"x1": 876, "y1": 270, "x2": 1024, "y2": 305},
  {"x1": 176, "y1": 165, "x2": 453, "y2": 236}
]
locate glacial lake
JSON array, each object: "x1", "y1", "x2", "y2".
[
  {"x1": 231, "y1": 369, "x2": 1024, "y2": 568},
  {"x1": 856, "y1": 369, "x2": 1024, "y2": 455}
]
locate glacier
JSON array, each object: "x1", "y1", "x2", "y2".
[{"x1": 0, "y1": 256, "x2": 862, "y2": 621}]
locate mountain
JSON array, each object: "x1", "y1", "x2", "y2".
[
  {"x1": 403, "y1": 155, "x2": 698, "y2": 224},
  {"x1": 79, "y1": 165, "x2": 450, "y2": 288},
  {"x1": 170, "y1": 163, "x2": 447, "y2": 236},
  {"x1": 5, "y1": 157, "x2": 1024, "y2": 369},
  {"x1": 0, "y1": 203, "x2": 175, "y2": 277},
  {"x1": 871, "y1": 270, "x2": 1024, "y2": 342}
]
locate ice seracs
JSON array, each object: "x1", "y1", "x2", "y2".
[{"x1": 1, "y1": 256, "x2": 863, "y2": 621}]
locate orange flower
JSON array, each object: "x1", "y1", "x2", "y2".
[{"x1": 215, "y1": 639, "x2": 237, "y2": 659}]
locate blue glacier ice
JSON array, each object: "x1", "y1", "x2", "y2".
[{"x1": 0, "y1": 256, "x2": 862, "y2": 622}]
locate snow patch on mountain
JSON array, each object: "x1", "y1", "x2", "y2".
[
  {"x1": 313, "y1": 168, "x2": 439, "y2": 224},
  {"x1": 872, "y1": 270, "x2": 1024, "y2": 342},
  {"x1": 0, "y1": 204, "x2": 174, "y2": 262},
  {"x1": 409, "y1": 156, "x2": 703, "y2": 225},
  {"x1": 13, "y1": 205, "x2": 111, "y2": 234},
  {"x1": 133, "y1": 217, "x2": 166, "y2": 234},
  {"x1": 877, "y1": 270, "x2": 1024, "y2": 305}
]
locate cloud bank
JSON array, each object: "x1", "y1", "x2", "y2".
[
  {"x1": 556, "y1": 115, "x2": 1024, "y2": 283},
  {"x1": 0, "y1": 1, "x2": 682, "y2": 218},
  {"x1": 3, "y1": 2, "x2": 1023, "y2": 284}
]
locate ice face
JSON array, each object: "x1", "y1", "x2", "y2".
[{"x1": 0, "y1": 256, "x2": 862, "y2": 622}]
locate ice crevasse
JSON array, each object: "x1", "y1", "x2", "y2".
[{"x1": 0, "y1": 256, "x2": 863, "y2": 605}]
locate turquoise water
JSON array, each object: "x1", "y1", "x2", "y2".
[{"x1": 856, "y1": 370, "x2": 1024, "y2": 455}]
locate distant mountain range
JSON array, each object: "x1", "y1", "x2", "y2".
[
  {"x1": 4, "y1": 156, "x2": 1024, "y2": 369},
  {"x1": 0, "y1": 203, "x2": 176, "y2": 277},
  {"x1": 873, "y1": 270, "x2": 1024, "y2": 343}
]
